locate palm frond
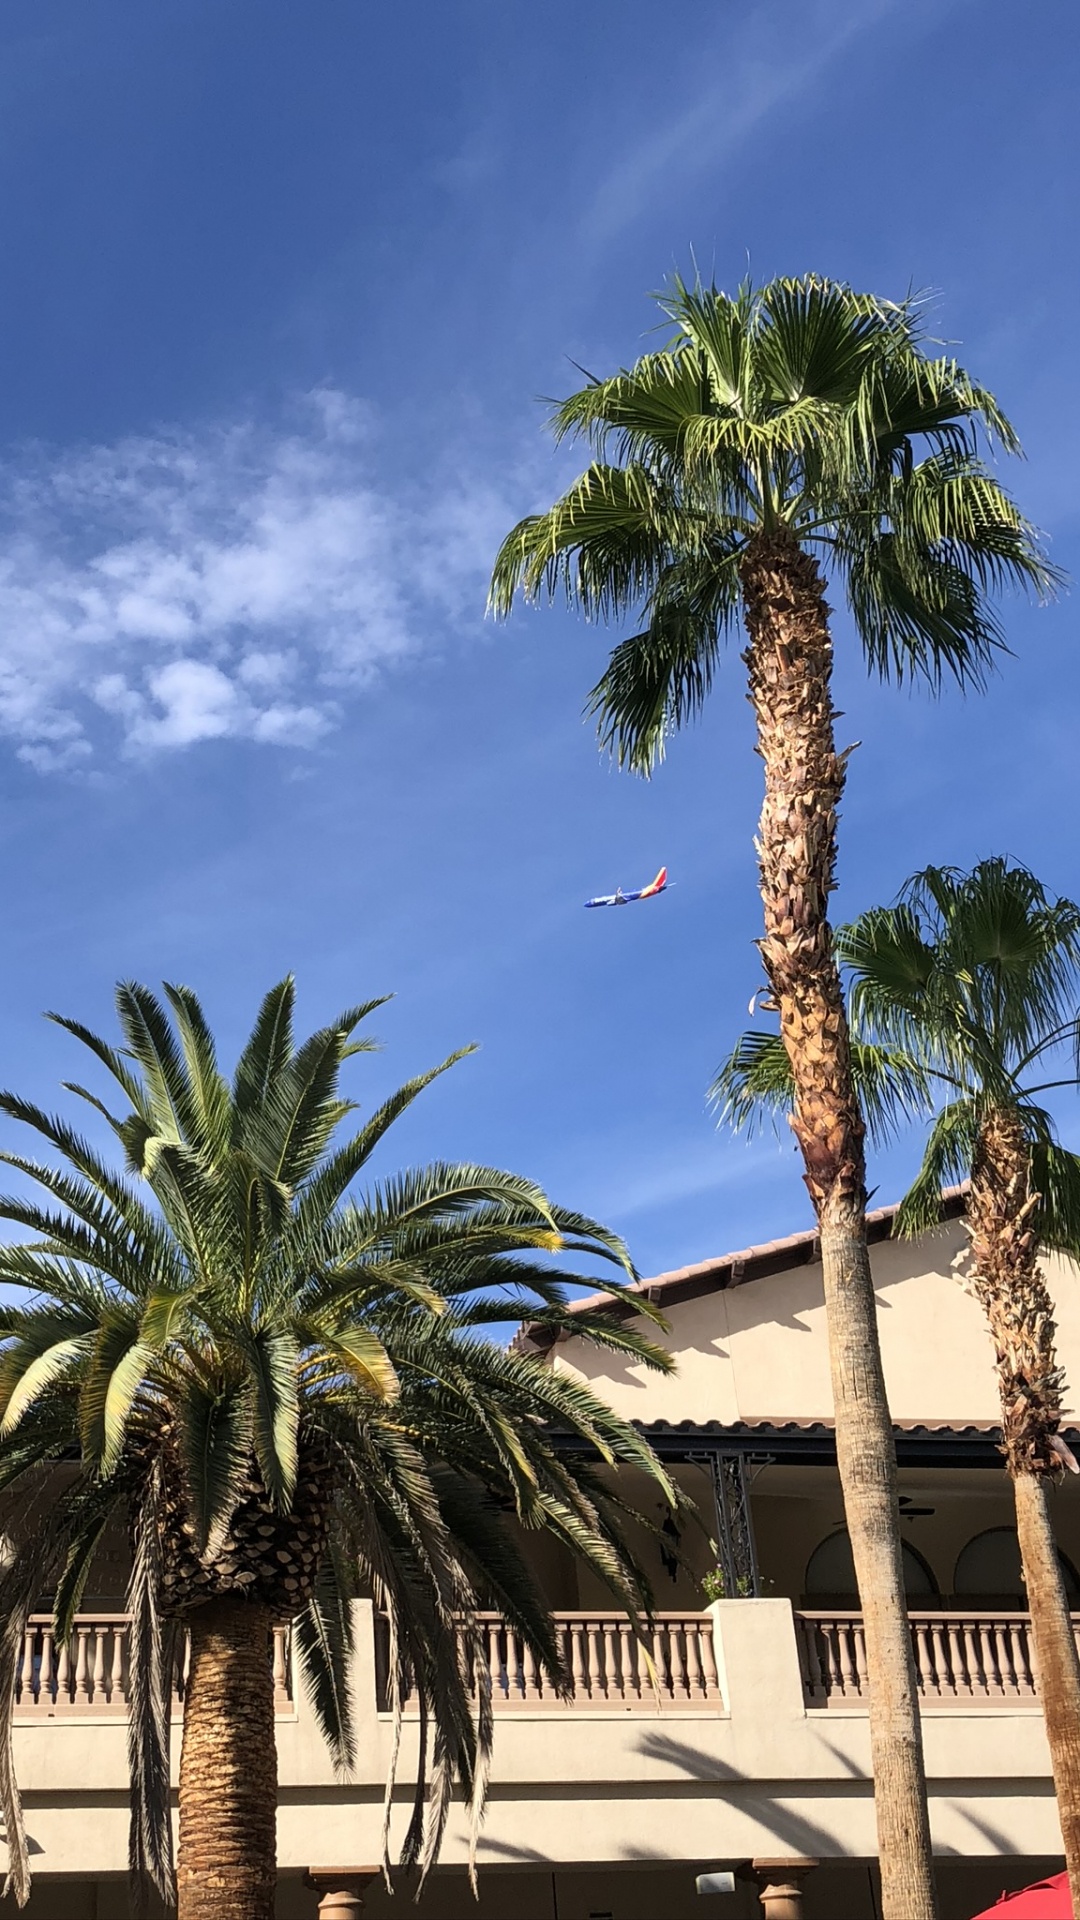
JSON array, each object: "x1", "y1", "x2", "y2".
[
  {"x1": 711, "y1": 1027, "x2": 932, "y2": 1146},
  {"x1": 895, "y1": 1100, "x2": 981, "y2": 1237},
  {"x1": 292, "y1": 1538, "x2": 357, "y2": 1772},
  {"x1": 587, "y1": 550, "x2": 741, "y2": 774},
  {"x1": 126, "y1": 1465, "x2": 175, "y2": 1913},
  {"x1": 1030, "y1": 1143, "x2": 1080, "y2": 1260},
  {"x1": 0, "y1": 975, "x2": 677, "y2": 1903},
  {"x1": 491, "y1": 270, "x2": 1056, "y2": 746},
  {"x1": 179, "y1": 1383, "x2": 252, "y2": 1553},
  {"x1": 162, "y1": 983, "x2": 231, "y2": 1161}
]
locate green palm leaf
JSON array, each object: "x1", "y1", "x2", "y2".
[
  {"x1": 492, "y1": 272, "x2": 1057, "y2": 766},
  {"x1": 0, "y1": 976, "x2": 673, "y2": 1903}
]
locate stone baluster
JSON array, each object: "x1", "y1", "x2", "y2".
[
  {"x1": 651, "y1": 1623, "x2": 671, "y2": 1700},
  {"x1": 684, "y1": 1618, "x2": 703, "y2": 1699},
  {"x1": 839, "y1": 1620, "x2": 860, "y2": 1694},
  {"x1": 111, "y1": 1624, "x2": 126, "y2": 1706},
  {"x1": 91, "y1": 1626, "x2": 107, "y2": 1705},
  {"x1": 272, "y1": 1626, "x2": 290, "y2": 1709},
  {"x1": 946, "y1": 1620, "x2": 967, "y2": 1695},
  {"x1": 990, "y1": 1620, "x2": 1012, "y2": 1694},
  {"x1": 1013, "y1": 1619, "x2": 1035, "y2": 1696},
  {"x1": 306, "y1": 1869, "x2": 379, "y2": 1917},
  {"x1": 980, "y1": 1621, "x2": 1003, "y2": 1695},
  {"x1": 931, "y1": 1620, "x2": 952, "y2": 1695},
  {"x1": 19, "y1": 1628, "x2": 36, "y2": 1708},
  {"x1": 620, "y1": 1623, "x2": 641, "y2": 1700},
  {"x1": 798, "y1": 1620, "x2": 825, "y2": 1702},
  {"x1": 38, "y1": 1627, "x2": 54, "y2": 1709},
  {"x1": 853, "y1": 1620, "x2": 868, "y2": 1695},
  {"x1": 913, "y1": 1620, "x2": 935, "y2": 1697},
  {"x1": 963, "y1": 1620, "x2": 983, "y2": 1697},
  {"x1": 55, "y1": 1636, "x2": 70, "y2": 1705},
  {"x1": 699, "y1": 1617, "x2": 720, "y2": 1701},
  {"x1": 506, "y1": 1625, "x2": 524, "y2": 1702},
  {"x1": 587, "y1": 1622, "x2": 604, "y2": 1699},
  {"x1": 752, "y1": 1858, "x2": 819, "y2": 1920},
  {"x1": 569, "y1": 1623, "x2": 586, "y2": 1700},
  {"x1": 602, "y1": 1620, "x2": 620, "y2": 1701},
  {"x1": 669, "y1": 1620, "x2": 689, "y2": 1700},
  {"x1": 74, "y1": 1628, "x2": 92, "y2": 1704}
]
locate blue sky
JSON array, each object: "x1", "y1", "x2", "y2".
[{"x1": 0, "y1": 0, "x2": 1076, "y2": 1283}]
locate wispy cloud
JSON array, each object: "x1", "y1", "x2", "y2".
[
  {"x1": 0, "y1": 390, "x2": 508, "y2": 771},
  {"x1": 579, "y1": 0, "x2": 903, "y2": 249},
  {"x1": 590, "y1": 1137, "x2": 785, "y2": 1224}
]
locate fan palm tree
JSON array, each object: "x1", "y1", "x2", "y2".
[
  {"x1": 490, "y1": 274, "x2": 1057, "y2": 1920},
  {"x1": 0, "y1": 979, "x2": 676, "y2": 1919},
  {"x1": 715, "y1": 858, "x2": 1080, "y2": 1912}
]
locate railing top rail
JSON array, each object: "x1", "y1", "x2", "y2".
[
  {"x1": 26, "y1": 1613, "x2": 130, "y2": 1626},
  {"x1": 796, "y1": 1607, "x2": 1076, "y2": 1623},
  {"x1": 460, "y1": 1609, "x2": 713, "y2": 1623},
  {"x1": 25, "y1": 1612, "x2": 292, "y2": 1627}
]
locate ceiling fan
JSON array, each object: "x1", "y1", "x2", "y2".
[{"x1": 898, "y1": 1494, "x2": 936, "y2": 1519}]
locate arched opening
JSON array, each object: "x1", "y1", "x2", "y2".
[
  {"x1": 804, "y1": 1529, "x2": 938, "y2": 1605},
  {"x1": 953, "y1": 1526, "x2": 1080, "y2": 1609}
]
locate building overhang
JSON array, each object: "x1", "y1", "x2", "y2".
[{"x1": 550, "y1": 1417, "x2": 1075, "y2": 1471}]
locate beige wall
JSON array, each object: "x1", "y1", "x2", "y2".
[
  {"x1": 2, "y1": 1600, "x2": 1068, "y2": 1900},
  {"x1": 551, "y1": 1222, "x2": 1080, "y2": 1428}
]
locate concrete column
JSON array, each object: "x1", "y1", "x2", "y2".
[
  {"x1": 751, "y1": 1857, "x2": 819, "y2": 1920},
  {"x1": 305, "y1": 1868, "x2": 380, "y2": 1916}
]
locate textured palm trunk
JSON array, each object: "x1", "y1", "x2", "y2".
[
  {"x1": 177, "y1": 1599, "x2": 278, "y2": 1920},
  {"x1": 741, "y1": 527, "x2": 936, "y2": 1920},
  {"x1": 969, "y1": 1108, "x2": 1080, "y2": 1915}
]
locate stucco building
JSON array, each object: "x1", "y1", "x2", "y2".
[{"x1": 5, "y1": 1194, "x2": 1078, "y2": 1918}]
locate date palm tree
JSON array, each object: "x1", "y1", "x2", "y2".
[
  {"x1": 490, "y1": 274, "x2": 1057, "y2": 1920},
  {"x1": 0, "y1": 979, "x2": 675, "y2": 1919},
  {"x1": 715, "y1": 857, "x2": 1080, "y2": 1911}
]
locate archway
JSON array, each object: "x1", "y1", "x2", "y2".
[
  {"x1": 954, "y1": 1525, "x2": 1080, "y2": 1608},
  {"x1": 804, "y1": 1528, "x2": 938, "y2": 1604}
]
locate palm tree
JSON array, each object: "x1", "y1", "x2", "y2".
[
  {"x1": 489, "y1": 274, "x2": 1058, "y2": 1920},
  {"x1": 715, "y1": 857, "x2": 1080, "y2": 1911},
  {"x1": 0, "y1": 979, "x2": 676, "y2": 1918}
]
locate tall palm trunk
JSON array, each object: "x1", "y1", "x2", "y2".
[
  {"x1": 177, "y1": 1599, "x2": 278, "y2": 1920},
  {"x1": 741, "y1": 527, "x2": 936, "y2": 1920},
  {"x1": 968, "y1": 1108, "x2": 1080, "y2": 1913}
]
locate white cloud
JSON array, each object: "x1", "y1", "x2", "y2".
[
  {"x1": 589, "y1": 1137, "x2": 786, "y2": 1224},
  {"x1": 579, "y1": 0, "x2": 904, "y2": 247},
  {"x1": 0, "y1": 389, "x2": 503, "y2": 770}
]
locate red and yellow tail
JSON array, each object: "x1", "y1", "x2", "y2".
[{"x1": 640, "y1": 867, "x2": 667, "y2": 898}]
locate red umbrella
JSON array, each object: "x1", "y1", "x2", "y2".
[{"x1": 970, "y1": 1872, "x2": 1072, "y2": 1920}]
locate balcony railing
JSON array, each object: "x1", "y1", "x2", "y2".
[
  {"x1": 377, "y1": 1611, "x2": 723, "y2": 1713},
  {"x1": 9, "y1": 1605, "x2": 1073, "y2": 1722},
  {"x1": 795, "y1": 1608, "x2": 1061, "y2": 1708},
  {"x1": 13, "y1": 1614, "x2": 293, "y2": 1718}
]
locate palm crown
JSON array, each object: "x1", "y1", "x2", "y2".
[
  {"x1": 714, "y1": 859, "x2": 1080, "y2": 1247},
  {"x1": 490, "y1": 276, "x2": 1056, "y2": 772},
  {"x1": 0, "y1": 979, "x2": 674, "y2": 1905}
]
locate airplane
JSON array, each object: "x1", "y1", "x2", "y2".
[{"x1": 584, "y1": 866, "x2": 669, "y2": 909}]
